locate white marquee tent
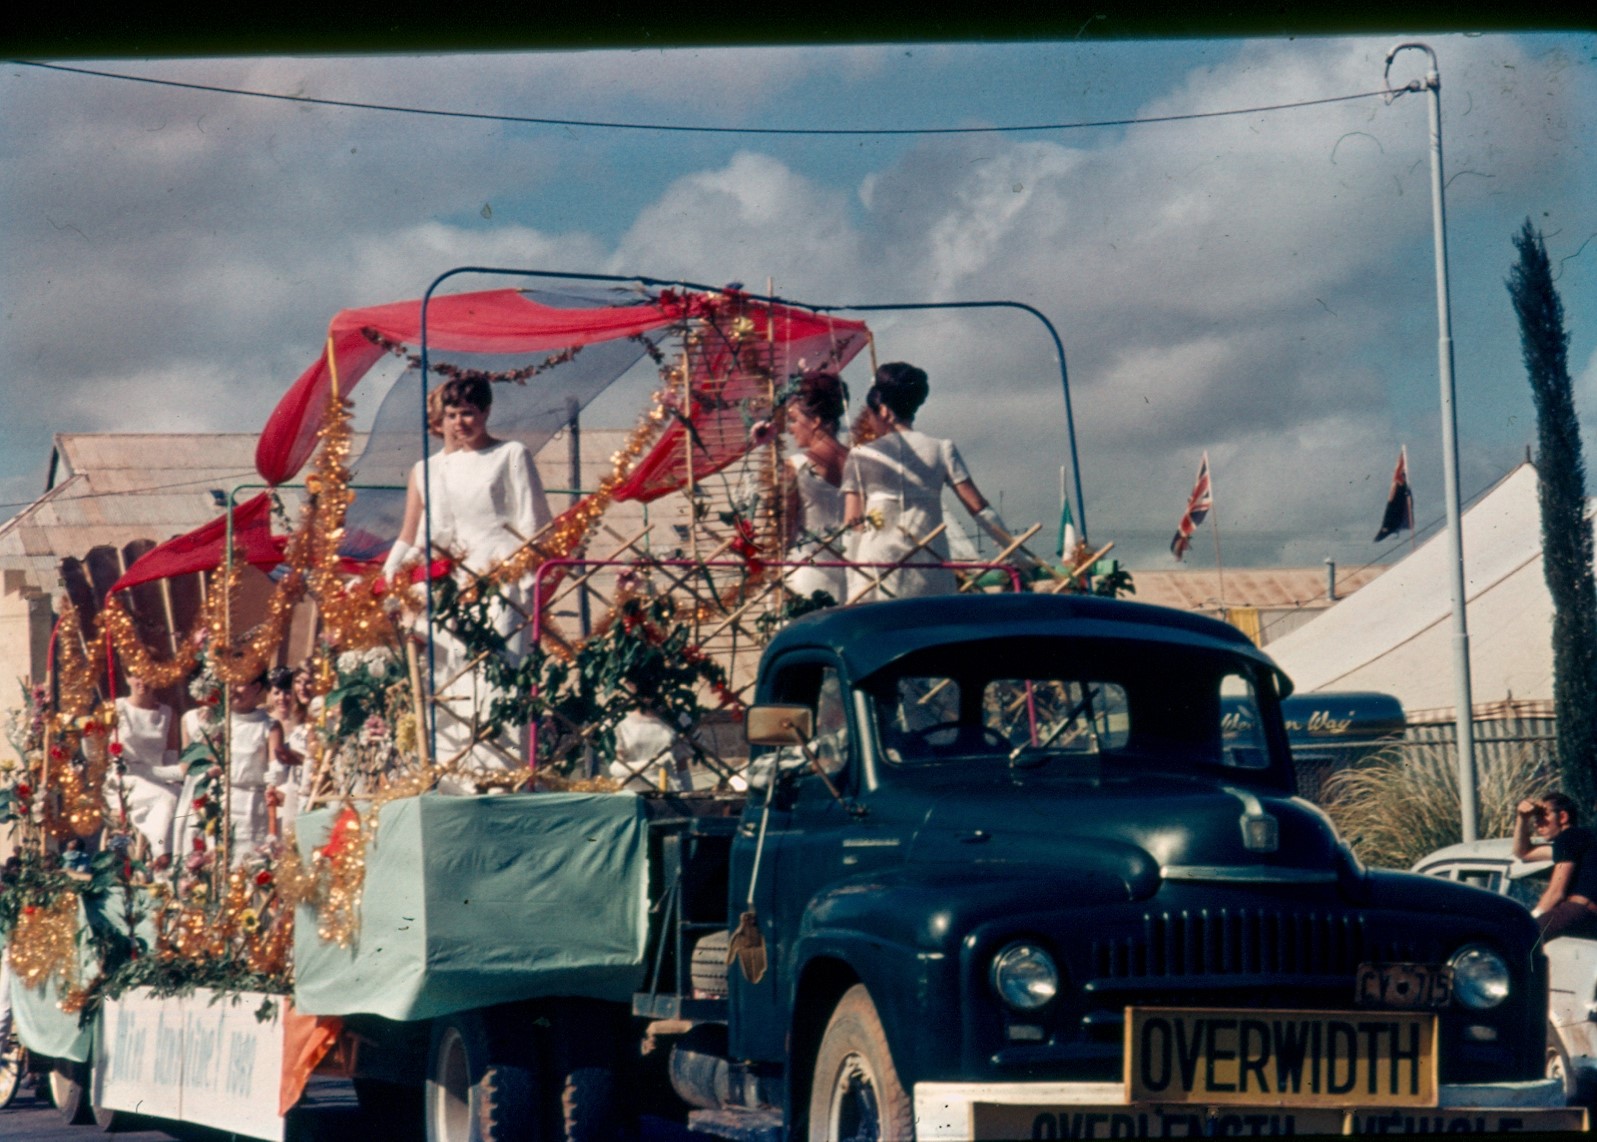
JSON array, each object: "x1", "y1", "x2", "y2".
[{"x1": 1266, "y1": 463, "x2": 1583, "y2": 715}]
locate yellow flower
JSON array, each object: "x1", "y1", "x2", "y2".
[
  {"x1": 864, "y1": 508, "x2": 886, "y2": 531},
  {"x1": 239, "y1": 908, "x2": 260, "y2": 933}
]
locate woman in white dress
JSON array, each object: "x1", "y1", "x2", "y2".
[
  {"x1": 224, "y1": 671, "x2": 282, "y2": 864},
  {"x1": 841, "y1": 362, "x2": 1016, "y2": 603},
  {"x1": 108, "y1": 675, "x2": 184, "y2": 860},
  {"x1": 383, "y1": 377, "x2": 552, "y2": 789},
  {"x1": 782, "y1": 371, "x2": 850, "y2": 605}
]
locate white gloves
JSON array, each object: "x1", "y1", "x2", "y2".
[{"x1": 383, "y1": 539, "x2": 418, "y2": 581}]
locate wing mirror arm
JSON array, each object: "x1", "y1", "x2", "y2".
[{"x1": 745, "y1": 704, "x2": 866, "y2": 817}]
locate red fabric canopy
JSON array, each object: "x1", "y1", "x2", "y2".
[
  {"x1": 612, "y1": 302, "x2": 869, "y2": 502},
  {"x1": 256, "y1": 290, "x2": 689, "y2": 486},
  {"x1": 108, "y1": 493, "x2": 284, "y2": 596}
]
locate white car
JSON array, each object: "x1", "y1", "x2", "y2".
[{"x1": 1413, "y1": 837, "x2": 1597, "y2": 1104}]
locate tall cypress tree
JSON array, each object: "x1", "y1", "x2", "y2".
[{"x1": 1508, "y1": 219, "x2": 1597, "y2": 808}]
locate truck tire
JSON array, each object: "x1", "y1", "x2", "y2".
[
  {"x1": 49, "y1": 1057, "x2": 93, "y2": 1125},
  {"x1": 426, "y1": 1012, "x2": 536, "y2": 1142},
  {"x1": 808, "y1": 985, "x2": 914, "y2": 1142},
  {"x1": 690, "y1": 930, "x2": 731, "y2": 996}
]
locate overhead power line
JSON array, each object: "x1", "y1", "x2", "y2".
[{"x1": 8, "y1": 59, "x2": 1397, "y2": 138}]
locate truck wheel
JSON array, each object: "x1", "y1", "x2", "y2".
[
  {"x1": 808, "y1": 985, "x2": 914, "y2": 1142},
  {"x1": 426, "y1": 1012, "x2": 536, "y2": 1142},
  {"x1": 49, "y1": 1057, "x2": 93, "y2": 1125}
]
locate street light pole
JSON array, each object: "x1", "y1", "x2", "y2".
[{"x1": 1386, "y1": 42, "x2": 1478, "y2": 842}]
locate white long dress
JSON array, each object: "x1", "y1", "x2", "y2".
[
  {"x1": 108, "y1": 699, "x2": 183, "y2": 858},
  {"x1": 227, "y1": 707, "x2": 274, "y2": 864},
  {"x1": 784, "y1": 452, "x2": 847, "y2": 604},
  {"x1": 172, "y1": 706, "x2": 220, "y2": 858},
  {"x1": 266, "y1": 720, "x2": 308, "y2": 834},
  {"x1": 420, "y1": 440, "x2": 552, "y2": 790},
  {"x1": 840, "y1": 428, "x2": 971, "y2": 603}
]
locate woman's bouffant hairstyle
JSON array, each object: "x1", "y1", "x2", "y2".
[
  {"x1": 867, "y1": 362, "x2": 930, "y2": 423},
  {"x1": 426, "y1": 386, "x2": 449, "y2": 438},
  {"x1": 794, "y1": 370, "x2": 849, "y2": 435},
  {"x1": 437, "y1": 375, "x2": 493, "y2": 413}
]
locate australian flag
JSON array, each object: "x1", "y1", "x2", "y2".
[
  {"x1": 1374, "y1": 447, "x2": 1413, "y2": 542},
  {"x1": 1170, "y1": 452, "x2": 1213, "y2": 561}
]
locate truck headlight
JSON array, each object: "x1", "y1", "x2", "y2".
[
  {"x1": 1449, "y1": 944, "x2": 1510, "y2": 1009},
  {"x1": 991, "y1": 943, "x2": 1059, "y2": 1010}
]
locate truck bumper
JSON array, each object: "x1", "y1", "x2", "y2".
[{"x1": 912, "y1": 1078, "x2": 1585, "y2": 1138}]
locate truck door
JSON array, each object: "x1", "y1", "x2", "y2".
[{"x1": 729, "y1": 654, "x2": 864, "y2": 1061}]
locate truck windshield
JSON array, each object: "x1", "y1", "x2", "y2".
[{"x1": 869, "y1": 651, "x2": 1277, "y2": 774}]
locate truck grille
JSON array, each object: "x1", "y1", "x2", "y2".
[{"x1": 1091, "y1": 908, "x2": 1420, "y2": 980}]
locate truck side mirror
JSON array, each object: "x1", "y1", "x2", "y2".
[{"x1": 745, "y1": 704, "x2": 815, "y2": 747}]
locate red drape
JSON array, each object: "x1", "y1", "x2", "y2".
[
  {"x1": 108, "y1": 493, "x2": 283, "y2": 596},
  {"x1": 256, "y1": 290, "x2": 689, "y2": 486}
]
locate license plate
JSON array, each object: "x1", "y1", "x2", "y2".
[
  {"x1": 1126, "y1": 1008, "x2": 1437, "y2": 1107},
  {"x1": 971, "y1": 1104, "x2": 1586, "y2": 1139},
  {"x1": 973, "y1": 1103, "x2": 1347, "y2": 1139},
  {"x1": 1356, "y1": 961, "x2": 1454, "y2": 1009}
]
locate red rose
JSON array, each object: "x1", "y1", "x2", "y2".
[
  {"x1": 110, "y1": 742, "x2": 124, "y2": 757},
  {"x1": 255, "y1": 870, "x2": 273, "y2": 887},
  {"x1": 22, "y1": 905, "x2": 36, "y2": 916},
  {"x1": 84, "y1": 720, "x2": 100, "y2": 734},
  {"x1": 193, "y1": 798, "x2": 207, "y2": 811},
  {"x1": 49, "y1": 746, "x2": 65, "y2": 760},
  {"x1": 193, "y1": 837, "x2": 207, "y2": 852},
  {"x1": 15, "y1": 783, "x2": 30, "y2": 798}
]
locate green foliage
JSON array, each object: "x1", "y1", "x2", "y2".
[
  {"x1": 1508, "y1": 219, "x2": 1597, "y2": 810},
  {"x1": 1092, "y1": 566, "x2": 1136, "y2": 599},
  {"x1": 1321, "y1": 740, "x2": 1554, "y2": 869}
]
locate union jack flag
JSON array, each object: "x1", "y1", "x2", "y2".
[{"x1": 1170, "y1": 452, "x2": 1213, "y2": 561}]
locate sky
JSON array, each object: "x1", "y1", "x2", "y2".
[{"x1": 1, "y1": 33, "x2": 1592, "y2": 574}]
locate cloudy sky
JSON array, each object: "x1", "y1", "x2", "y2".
[{"x1": 2, "y1": 34, "x2": 1592, "y2": 572}]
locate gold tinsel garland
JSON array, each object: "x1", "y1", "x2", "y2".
[
  {"x1": 53, "y1": 603, "x2": 98, "y2": 719},
  {"x1": 7, "y1": 893, "x2": 81, "y2": 993}
]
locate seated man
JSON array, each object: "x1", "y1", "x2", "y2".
[{"x1": 1514, "y1": 792, "x2": 1597, "y2": 940}]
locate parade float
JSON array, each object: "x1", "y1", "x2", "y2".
[{"x1": 0, "y1": 275, "x2": 1082, "y2": 1137}]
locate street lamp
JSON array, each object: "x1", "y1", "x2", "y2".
[{"x1": 1386, "y1": 42, "x2": 1478, "y2": 842}]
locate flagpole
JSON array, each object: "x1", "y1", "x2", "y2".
[
  {"x1": 1387, "y1": 43, "x2": 1477, "y2": 842},
  {"x1": 1211, "y1": 510, "x2": 1226, "y2": 616},
  {"x1": 1404, "y1": 446, "x2": 1416, "y2": 557}
]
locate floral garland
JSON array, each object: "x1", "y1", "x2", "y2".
[{"x1": 361, "y1": 327, "x2": 583, "y2": 387}]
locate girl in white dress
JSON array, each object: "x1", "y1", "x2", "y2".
[
  {"x1": 841, "y1": 362, "x2": 1017, "y2": 603},
  {"x1": 265, "y1": 666, "x2": 309, "y2": 833},
  {"x1": 109, "y1": 675, "x2": 184, "y2": 859},
  {"x1": 383, "y1": 377, "x2": 552, "y2": 790},
  {"x1": 782, "y1": 370, "x2": 850, "y2": 605}
]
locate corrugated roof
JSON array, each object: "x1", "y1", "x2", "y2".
[{"x1": 1129, "y1": 564, "x2": 1386, "y2": 613}]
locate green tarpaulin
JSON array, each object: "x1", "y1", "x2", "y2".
[{"x1": 292, "y1": 792, "x2": 651, "y2": 1022}]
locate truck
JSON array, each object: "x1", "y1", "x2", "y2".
[{"x1": 16, "y1": 590, "x2": 1581, "y2": 1140}]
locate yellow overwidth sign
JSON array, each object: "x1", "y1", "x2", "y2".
[{"x1": 1125, "y1": 1008, "x2": 1438, "y2": 1107}]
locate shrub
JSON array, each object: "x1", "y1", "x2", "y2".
[{"x1": 1320, "y1": 740, "x2": 1555, "y2": 869}]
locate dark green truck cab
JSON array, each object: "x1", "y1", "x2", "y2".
[{"x1": 697, "y1": 593, "x2": 1574, "y2": 1139}]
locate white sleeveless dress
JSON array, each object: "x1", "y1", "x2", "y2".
[
  {"x1": 784, "y1": 452, "x2": 847, "y2": 604},
  {"x1": 108, "y1": 699, "x2": 182, "y2": 858}
]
